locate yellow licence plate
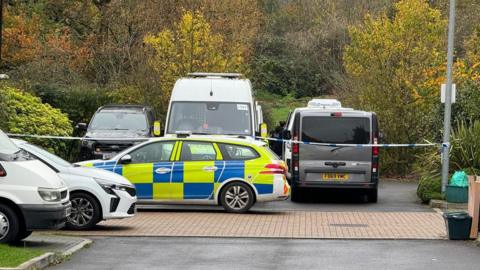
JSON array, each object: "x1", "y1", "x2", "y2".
[{"x1": 322, "y1": 173, "x2": 349, "y2": 180}]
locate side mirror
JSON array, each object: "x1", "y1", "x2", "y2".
[
  {"x1": 76, "y1": 123, "x2": 87, "y2": 131},
  {"x1": 119, "y1": 154, "x2": 132, "y2": 164},
  {"x1": 153, "y1": 121, "x2": 161, "y2": 137},
  {"x1": 260, "y1": 123, "x2": 268, "y2": 138},
  {"x1": 283, "y1": 130, "x2": 292, "y2": 140}
]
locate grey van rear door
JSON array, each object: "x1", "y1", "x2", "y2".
[{"x1": 299, "y1": 112, "x2": 372, "y2": 184}]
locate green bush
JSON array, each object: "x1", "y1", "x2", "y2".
[
  {"x1": 416, "y1": 175, "x2": 443, "y2": 204},
  {"x1": 0, "y1": 84, "x2": 73, "y2": 155},
  {"x1": 450, "y1": 121, "x2": 480, "y2": 175},
  {"x1": 29, "y1": 83, "x2": 116, "y2": 125}
]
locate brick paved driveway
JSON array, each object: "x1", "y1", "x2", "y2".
[
  {"x1": 63, "y1": 210, "x2": 446, "y2": 240},
  {"x1": 61, "y1": 181, "x2": 446, "y2": 240}
]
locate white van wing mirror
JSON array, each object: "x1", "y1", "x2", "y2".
[{"x1": 120, "y1": 154, "x2": 132, "y2": 164}]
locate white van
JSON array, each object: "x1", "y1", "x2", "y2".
[
  {"x1": 0, "y1": 130, "x2": 71, "y2": 243},
  {"x1": 165, "y1": 73, "x2": 266, "y2": 139}
]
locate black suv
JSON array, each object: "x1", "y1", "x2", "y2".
[{"x1": 77, "y1": 105, "x2": 159, "y2": 160}]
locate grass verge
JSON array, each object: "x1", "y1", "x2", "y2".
[{"x1": 0, "y1": 244, "x2": 44, "y2": 268}]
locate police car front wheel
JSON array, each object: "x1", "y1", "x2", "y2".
[{"x1": 220, "y1": 182, "x2": 254, "y2": 213}]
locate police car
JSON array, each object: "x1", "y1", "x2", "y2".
[{"x1": 79, "y1": 136, "x2": 290, "y2": 213}]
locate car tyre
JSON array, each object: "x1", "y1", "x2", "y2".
[
  {"x1": 220, "y1": 182, "x2": 254, "y2": 213},
  {"x1": 0, "y1": 204, "x2": 20, "y2": 244},
  {"x1": 367, "y1": 188, "x2": 378, "y2": 203},
  {"x1": 67, "y1": 192, "x2": 101, "y2": 230},
  {"x1": 290, "y1": 186, "x2": 303, "y2": 202},
  {"x1": 14, "y1": 230, "x2": 32, "y2": 242}
]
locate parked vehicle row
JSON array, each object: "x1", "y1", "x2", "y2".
[{"x1": 0, "y1": 129, "x2": 137, "y2": 244}]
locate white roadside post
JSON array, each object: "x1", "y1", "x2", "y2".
[{"x1": 441, "y1": 0, "x2": 456, "y2": 193}]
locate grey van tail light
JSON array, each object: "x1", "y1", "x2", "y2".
[{"x1": 38, "y1": 188, "x2": 62, "y2": 202}]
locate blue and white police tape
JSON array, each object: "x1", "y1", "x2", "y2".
[
  {"x1": 256, "y1": 136, "x2": 439, "y2": 148},
  {"x1": 6, "y1": 133, "x2": 441, "y2": 148},
  {"x1": 6, "y1": 133, "x2": 147, "y2": 141}
]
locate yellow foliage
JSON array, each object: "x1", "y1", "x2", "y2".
[{"x1": 144, "y1": 10, "x2": 247, "y2": 108}]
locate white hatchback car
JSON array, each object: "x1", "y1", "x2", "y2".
[{"x1": 14, "y1": 140, "x2": 137, "y2": 230}]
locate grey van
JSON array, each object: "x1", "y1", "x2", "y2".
[{"x1": 283, "y1": 105, "x2": 379, "y2": 203}]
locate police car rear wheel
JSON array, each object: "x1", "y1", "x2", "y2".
[{"x1": 220, "y1": 182, "x2": 254, "y2": 213}]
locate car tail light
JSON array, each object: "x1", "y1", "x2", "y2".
[
  {"x1": 0, "y1": 164, "x2": 6, "y2": 177},
  {"x1": 293, "y1": 160, "x2": 299, "y2": 172},
  {"x1": 372, "y1": 162, "x2": 378, "y2": 173},
  {"x1": 292, "y1": 134, "x2": 299, "y2": 154},
  {"x1": 260, "y1": 164, "x2": 287, "y2": 175},
  {"x1": 331, "y1": 112, "x2": 342, "y2": 117},
  {"x1": 372, "y1": 137, "x2": 379, "y2": 175}
]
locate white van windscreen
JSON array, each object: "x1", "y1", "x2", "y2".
[
  {"x1": 168, "y1": 102, "x2": 252, "y2": 136},
  {"x1": 0, "y1": 130, "x2": 20, "y2": 155},
  {"x1": 301, "y1": 117, "x2": 370, "y2": 144}
]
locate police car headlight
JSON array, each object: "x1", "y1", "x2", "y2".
[
  {"x1": 38, "y1": 187, "x2": 62, "y2": 202},
  {"x1": 94, "y1": 178, "x2": 129, "y2": 195}
]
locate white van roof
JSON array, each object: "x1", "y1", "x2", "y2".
[{"x1": 171, "y1": 74, "x2": 253, "y2": 103}]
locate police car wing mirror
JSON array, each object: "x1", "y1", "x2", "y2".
[
  {"x1": 76, "y1": 123, "x2": 87, "y2": 131},
  {"x1": 153, "y1": 121, "x2": 161, "y2": 137},
  {"x1": 283, "y1": 130, "x2": 292, "y2": 140},
  {"x1": 120, "y1": 155, "x2": 132, "y2": 164}
]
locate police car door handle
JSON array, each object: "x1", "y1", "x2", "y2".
[
  {"x1": 203, "y1": 166, "x2": 218, "y2": 172},
  {"x1": 155, "y1": 167, "x2": 171, "y2": 174}
]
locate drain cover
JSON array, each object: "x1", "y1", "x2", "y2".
[{"x1": 330, "y1": 223, "x2": 369, "y2": 228}]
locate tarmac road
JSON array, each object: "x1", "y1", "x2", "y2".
[{"x1": 50, "y1": 237, "x2": 480, "y2": 270}]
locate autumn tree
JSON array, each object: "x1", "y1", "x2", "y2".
[
  {"x1": 343, "y1": 0, "x2": 446, "y2": 174},
  {"x1": 143, "y1": 10, "x2": 247, "y2": 109},
  {"x1": 2, "y1": 11, "x2": 42, "y2": 68}
]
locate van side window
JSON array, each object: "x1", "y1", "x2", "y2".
[
  {"x1": 180, "y1": 142, "x2": 217, "y2": 161},
  {"x1": 128, "y1": 142, "x2": 175, "y2": 163},
  {"x1": 218, "y1": 143, "x2": 259, "y2": 160}
]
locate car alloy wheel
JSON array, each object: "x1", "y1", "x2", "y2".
[
  {"x1": 69, "y1": 197, "x2": 94, "y2": 227},
  {"x1": 220, "y1": 182, "x2": 254, "y2": 213},
  {"x1": 0, "y1": 212, "x2": 9, "y2": 241},
  {"x1": 225, "y1": 186, "x2": 250, "y2": 210}
]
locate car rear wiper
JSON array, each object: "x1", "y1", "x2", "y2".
[{"x1": 330, "y1": 146, "x2": 346, "y2": 152}]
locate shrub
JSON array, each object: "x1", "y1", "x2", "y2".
[
  {"x1": 416, "y1": 175, "x2": 443, "y2": 203},
  {"x1": 450, "y1": 121, "x2": 480, "y2": 175},
  {"x1": 0, "y1": 84, "x2": 73, "y2": 155},
  {"x1": 28, "y1": 83, "x2": 116, "y2": 125}
]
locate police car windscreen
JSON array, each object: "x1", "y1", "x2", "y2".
[
  {"x1": 168, "y1": 102, "x2": 251, "y2": 135},
  {"x1": 90, "y1": 111, "x2": 148, "y2": 131},
  {"x1": 301, "y1": 117, "x2": 370, "y2": 144}
]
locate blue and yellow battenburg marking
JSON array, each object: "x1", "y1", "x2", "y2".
[{"x1": 88, "y1": 160, "x2": 274, "y2": 200}]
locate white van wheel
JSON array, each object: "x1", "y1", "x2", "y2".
[{"x1": 0, "y1": 204, "x2": 20, "y2": 244}]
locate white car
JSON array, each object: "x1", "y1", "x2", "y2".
[
  {"x1": 0, "y1": 130, "x2": 70, "y2": 243},
  {"x1": 14, "y1": 140, "x2": 137, "y2": 230}
]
